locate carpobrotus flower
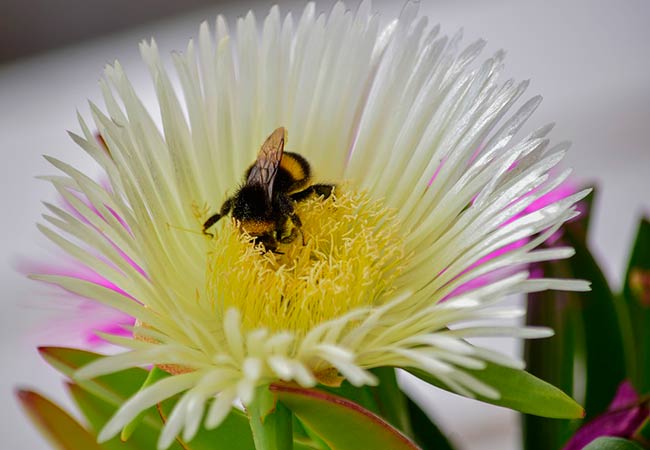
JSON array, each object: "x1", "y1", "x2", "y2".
[{"x1": 33, "y1": 1, "x2": 589, "y2": 448}]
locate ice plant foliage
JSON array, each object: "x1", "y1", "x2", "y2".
[{"x1": 34, "y1": 1, "x2": 590, "y2": 448}]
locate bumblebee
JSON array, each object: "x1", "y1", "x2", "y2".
[{"x1": 202, "y1": 127, "x2": 334, "y2": 252}]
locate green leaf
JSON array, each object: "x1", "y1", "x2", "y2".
[
  {"x1": 407, "y1": 364, "x2": 584, "y2": 419},
  {"x1": 39, "y1": 347, "x2": 164, "y2": 430},
  {"x1": 186, "y1": 411, "x2": 259, "y2": 450},
  {"x1": 121, "y1": 366, "x2": 169, "y2": 441},
  {"x1": 271, "y1": 383, "x2": 420, "y2": 450},
  {"x1": 66, "y1": 382, "x2": 178, "y2": 450},
  {"x1": 370, "y1": 368, "x2": 412, "y2": 435},
  {"x1": 319, "y1": 369, "x2": 415, "y2": 436},
  {"x1": 39, "y1": 347, "x2": 147, "y2": 404},
  {"x1": 583, "y1": 437, "x2": 645, "y2": 450},
  {"x1": 158, "y1": 387, "x2": 321, "y2": 450},
  {"x1": 292, "y1": 417, "x2": 331, "y2": 450},
  {"x1": 246, "y1": 384, "x2": 293, "y2": 450},
  {"x1": 523, "y1": 253, "x2": 581, "y2": 450},
  {"x1": 320, "y1": 369, "x2": 453, "y2": 448},
  {"x1": 156, "y1": 396, "x2": 257, "y2": 450},
  {"x1": 564, "y1": 222, "x2": 627, "y2": 417},
  {"x1": 16, "y1": 389, "x2": 104, "y2": 450},
  {"x1": 42, "y1": 347, "x2": 319, "y2": 450},
  {"x1": 622, "y1": 218, "x2": 650, "y2": 392},
  {"x1": 71, "y1": 377, "x2": 258, "y2": 450},
  {"x1": 319, "y1": 381, "x2": 381, "y2": 416},
  {"x1": 405, "y1": 396, "x2": 454, "y2": 450},
  {"x1": 523, "y1": 189, "x2": 627, "y2": 450}
]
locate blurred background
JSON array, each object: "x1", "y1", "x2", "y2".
[{"x1": 1, "y1": 0, "x2": 649, "y2": 448}]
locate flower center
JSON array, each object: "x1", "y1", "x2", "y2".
[{"x1": 205, "y1": 187, "x2": 406, "y2": 335}]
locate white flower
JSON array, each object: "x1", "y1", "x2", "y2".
[{"x1": 34, "y1": 1, "x2": 589, "y2": 448}]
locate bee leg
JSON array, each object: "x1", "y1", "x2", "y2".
[
  {"x1": 290, "y1": 183, "x2": 335, "y2": 202},
  {"x1": 276, "y1": 213, "x2": 299, "y2": 244},
  {"x1": 276, "y1": 195, "x2": 305, "y2": 245},
  {"x1": 202, "y1": 197, "x2": 232, "y2": 237},
  {"x1": 312, "y1": 184, "x2": 335, "y2": 200},
  {"x1": 277, "y1": 216, "x2": 304, "y2": 245},
  {"x1": 289, "y1": 212, "x2": 306, "y2": 246},
  {"x1": 278, "y1": 220, "x2": 305, "y2": 245},
  {"x1": 278, "y1": 228, "x2": 298, "y2": 244},
  {"x1": 256, "y1": 234, "x2": 282, "y2": 254}
]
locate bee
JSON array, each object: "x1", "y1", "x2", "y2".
[{"x1": 202, "y1": 127, "x2": 334, "y2": 252}]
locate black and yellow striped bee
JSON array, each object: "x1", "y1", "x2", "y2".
[{"x1": 202, "y1": 127, "x2": 334, "y2": 252}]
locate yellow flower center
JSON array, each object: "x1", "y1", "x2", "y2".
[{"x1": 205, "y1": 187, "x2": 406, "y2": 335}]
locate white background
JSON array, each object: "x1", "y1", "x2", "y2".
[{"x1": 1, "y1": 0, "x2": 649, "y2": 448}]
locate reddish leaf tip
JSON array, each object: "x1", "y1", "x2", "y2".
[
  {"x1": 38, "y1": 346, "x2": 71, "y2": 354},
  {"x1": 37, "y1": 346, "x2": 64, "y2": 359},
  {"x1": 15, "y1": 388, "x2": 35, "y2": 404}
]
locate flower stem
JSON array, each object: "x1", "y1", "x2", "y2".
[{"x1": 247, "y1": 384, "x2": 293, "y2": 450}]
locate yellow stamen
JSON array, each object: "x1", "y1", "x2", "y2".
[{"x1": 205, "y1": 188, "x2": 406, "y2": 336}]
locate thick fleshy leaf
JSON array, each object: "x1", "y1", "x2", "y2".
[
  {"x1": 524, "y1": 189, "x2": 625, "y2": 450},
  {"x1": 42, "y1": 347, "x2": 321, "y2": 450},
  {"x1": 320, "y1": 372, "x2": 454, "y2": 450},
  {"x1": 70, "y1": 383, "x2": 258, "y2": 450},
  {"x1": 564, "y1": 221, "x2": 626, "y2": 417},
  {"x1": 156, "y1": 396, "x2": 257, "y2": 450},
  {"x1": 157, "y1": 387, "x2": 318, "y2": 450},
  {"x1": 322, "y1": 370, "x2": 410, "y2": 433},
  {"x1": 66, "y1": 382, "x2": 177, "y2": 450},
  {"x1": 39, "y1": 347, "x2": 147, "y2": 404},
  {"x1": 319, "y1": 380, "x2": 381, "y2": 416},
  {"x1": 405, "y1": 396, "x2": 455, "y2": 450},
  {"x1": 270, "y1": 383, "x2": 420, "y2": 450},
  {"x1": 524, "y1": 257, "x2": 580, "y2": 450},
  {"x1": 408, "y1": 364, "x2": 583, "y2": 419},
  {"x1": 583, "y1": 437, "x2": 644, "y2": 450},
  {"x1": 246, "y1": 385, "x2": 293, "y2": 450},
  {"x1": 370, "y1": 368, "x2": 412, "y2": 435},
  {"x1": 16, "y1": 389, "x2": 104, "y2": 450},
  {"x1": 291, "y1": 418, "x2": 330, "y2": 450},
  {"x1": 622, "y1": 218, "x2": 650, "y2": 392},
  {"x1": 39, "y1": 346, "x2": 164, "y2": 430},
  {"x1": 121, "y1": 366, "x2": 169, "y2": 441},
  {"x1": 49, "y1": 349, "x2": 257, "y2": 450}
]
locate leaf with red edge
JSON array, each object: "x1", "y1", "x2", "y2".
[
  {"x1": 38, "y1": 346, "x2": 164, "y2": 430},
  {"x1": 66, "y1": 382, "x2": 181, "y2": 450},
  {"x1": 16, "y1": 389, "x2": 104, "y2": 450},
  {"x1": 270, "y1": 383, "x2": 420, "y2": 450}
]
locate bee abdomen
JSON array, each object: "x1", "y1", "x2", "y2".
[
  {"x1": 274, "y1": 152, "x2": 311, "y2": 193},
  {"x1": 240, "y1": 219, "x2": 275, "y2": 236}
]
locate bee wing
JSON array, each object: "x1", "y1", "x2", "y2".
[{"x1": 246, "y1": 127, "x2": 286, "y2": 203}]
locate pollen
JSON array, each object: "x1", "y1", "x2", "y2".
[{"x1": 205, "y1": 188, "x2": 407, "y2": 335}]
